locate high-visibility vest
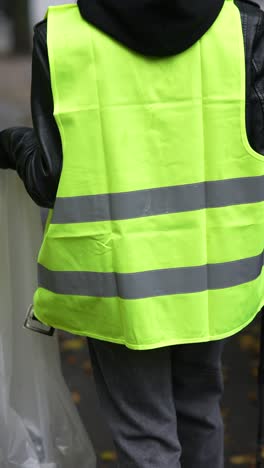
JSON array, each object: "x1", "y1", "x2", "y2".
[{"x1": 34, "y1": 0, "x2": 264, "y2": 350}]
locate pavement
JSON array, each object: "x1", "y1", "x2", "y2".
[
  {"x1": 0, "y1": 56, "x2": 31, "y2": 127},
  {"x1": 0, "y1": 56, "x2": 263, "y2": 468}
]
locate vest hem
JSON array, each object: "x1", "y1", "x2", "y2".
[{"x1": 34, "y1": 307, "x2": 261, "y2": 350}]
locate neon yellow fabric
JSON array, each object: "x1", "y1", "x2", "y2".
[{"x1": 34, "y1": 0, "x2": 264, "y2": 349}]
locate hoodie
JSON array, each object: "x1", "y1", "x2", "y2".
[{"x1": 77, "y1": 0, "x2": 226, "y2": 57}]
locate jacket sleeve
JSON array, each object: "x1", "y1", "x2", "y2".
[
  {"x1": 248, "y1": 3, "x2": 264, "y2": 155},
  {"x1": 0, "y1": 21, "x2": 62, "y2": 208},
  {"x1": 236, "y1": 0, "x2": 264, "y2": 156}
]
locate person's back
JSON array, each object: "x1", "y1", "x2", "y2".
[{"x1": 1, "y1": 1, "x2": 264, "y2": 466}]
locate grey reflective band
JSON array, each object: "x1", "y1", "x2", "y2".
[
  {"x1": 38, "y1": 251, "x2": 264, "y2": 299},
  {"x1": 52, "y1": 175, "x2": 264, "y2": 224}
]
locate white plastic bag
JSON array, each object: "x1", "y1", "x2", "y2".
[{"x1": 0, "y1": 171, "x2": 96, "y2": 468}]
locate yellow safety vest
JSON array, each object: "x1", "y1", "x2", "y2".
[{"x1": 34, "y1": 0, "x2": 264, "y2": 350}]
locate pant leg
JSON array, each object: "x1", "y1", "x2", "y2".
[
  {"x1": 88, "y1": 338, "x2": 182, "y2": 468},
  {"x1": 172, "y1": 340, "x2": 225, "y2": 468}
]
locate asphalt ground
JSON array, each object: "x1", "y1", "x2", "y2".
[{"x1": 0, "y1": 56, "x2": 263, "y2": 468}]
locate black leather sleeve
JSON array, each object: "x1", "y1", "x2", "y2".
[
  {"x1": 0, "y1": 21, "x2": 62, "y2": 208},
  {"x1": 0, "y1": 1, "x2": 264, "y2": 208},
  {"x1": 237, "y1": 0, "x2": 264, "y2": 155}
]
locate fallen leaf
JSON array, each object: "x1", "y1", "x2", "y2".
[
  {"x1": 71, "y1": 391, "x2": 81, "y2": 404},
  {"x1": 248, "y1": 390, "x2": 257, "y2": 402},
  {"x1": 67, "y1": 355, "x2": 78, "y2": 365},
  {"x1": 230, "y1": 454, "x2": 255, "y2": 465},
  {"x1": 238, "y1": 335, "x2": 260, "y2": 354},
  {"x1": 61, "y1": 338, "x2": 86, "y2": 351},
  {"x1": 100, "y1": 450, "x2": 118, "y2": 462},
  {"x1": 81, "y1": 360, "x2": 93, "y2": 375}
]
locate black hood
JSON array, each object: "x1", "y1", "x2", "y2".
[{"x1": 77, "y1": 0, "x2": 225, "y2": 57}]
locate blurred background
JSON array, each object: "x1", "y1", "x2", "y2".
[
  {"x1": 0, "y1": 0, "x2": 69, "y2": 54},
  {"x1": 0, "y1": 1, "x2": 264, "y2": 467}
]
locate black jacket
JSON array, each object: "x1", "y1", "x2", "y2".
[{"x1": 0, "y1": 0, "x2": 264, "y2": 208}]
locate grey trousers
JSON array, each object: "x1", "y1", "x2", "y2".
[{"x1": 88, "y1": 338, "x2": 225, "y2": 468}]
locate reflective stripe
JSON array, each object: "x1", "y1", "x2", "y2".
[
  {"x1": 52, "y1": 175, "x2": 264, "y2": 224},
  {"x1": 38, "y1": 251, "x2": 264, "y2": 299}
]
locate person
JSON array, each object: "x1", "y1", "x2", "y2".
[{"x1": 0, "y1": 0, "x2": 264, "y2": 466}]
